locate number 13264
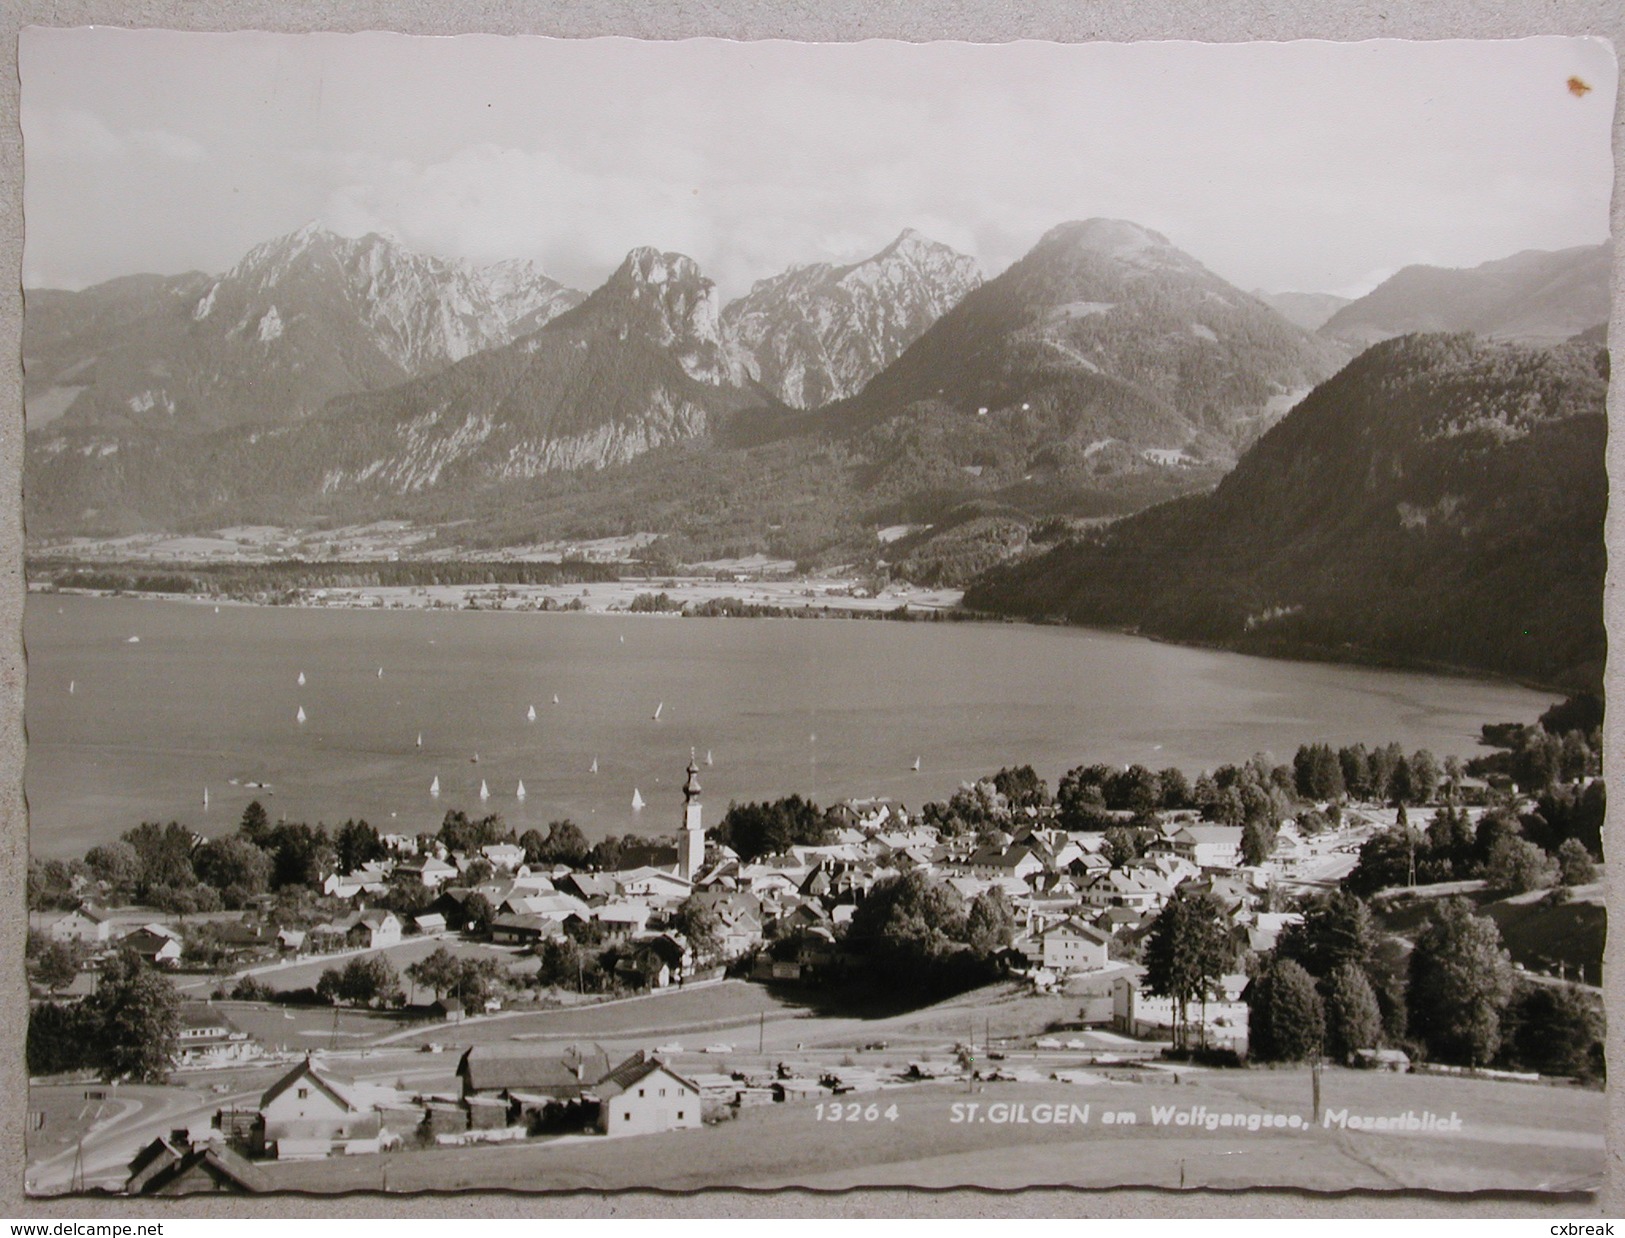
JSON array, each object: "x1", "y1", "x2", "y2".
[{"x1": 815, "y1": 1102, "x2": 900, "y2": 1122}]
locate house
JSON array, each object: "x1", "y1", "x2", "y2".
[
  {"x1": 457, "y1": 1042, "x2": 611, "y2": 1103},
  {"x1": 1038, "y1": 918, "x2": 1112, "y2": 972},
  {"x1": 592, "y1": 1052, "x2": 704, "y2": 1137},
  {"x1": 47, "y1": 906, "x2": 115, "y2": 944},
  {"x1": 965, "y1": 845, "x2": 1046, "y2": 883},
  {"x1": 127, "y1": 1140, "x2": 268, "y2": 1195},
  {"x1": 489, "y1": 913, "x2": 555, "y2": 946},
  {"x1": 615, "y1": 866, "x2": 694, "y2": 904},
  {"x1": 344, "y1": 910, "x2": 401, "y2": 950},
  {"x1": 413, "y1": 913, "x2": 447, "y2": 935},
  {"x1": 394, "y1": 856, "x2": 458, "y2": 888},
  {"x1": 255, "y1": 1057, "x2": 381, "y2": 1159},
  {"x1": 614, "y1": 935, "x2": 691, "y2": 989},
  {"x1": 174, "y1": 1003, "x2": 259, "y2": 1067},
  {"x1": 481, "y1": 843, "x2": 527, "y2": 871},
  {"x1": 593, "y1": 901, "x2": 651, "y2": 935},
  {"x1": 1164, "y1": 825, "x2": 1245, "y2": 870},
  {"x1": 121, "y1": 926, "x2": 183, "y2": 967},
  {"x1": 275, "y1": 928, "x2": 307, "y2": 953}
]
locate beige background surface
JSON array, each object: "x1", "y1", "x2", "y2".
[{"x1": 0, "y1": 0, "x2": 1619, "y2": 1219}]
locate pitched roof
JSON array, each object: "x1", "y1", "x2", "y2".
[
  {"x1": 595, "y1": 1051, "x2": 701, "y2": 1097},
  {"x1": 458, "y1": 1042, "x2": 611, "y2": 1095},
  {"x1": 259, "y1": 1058, "x2": 358, "y2": 1113},
  {"x1": 138, "y1": 1144, "x2": 269, "y2": 1195}
]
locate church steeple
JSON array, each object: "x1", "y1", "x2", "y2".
[{"x1": 679, "y1": 750, "x2": 705, "y2": 881}]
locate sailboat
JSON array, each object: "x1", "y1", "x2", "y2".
[
  {"x1": 590, "y1": 757, "x2": 599, "y2": 775},
  {"x1": 516, "y1": 780, "x2": 527, "y2": 801},
  {"x1": 377, "y1": 667, "x2": 384, "y2": 679},
  {"x1": 214, "y1": 606, "x2": 220, "y2": 614},
  {"x1": 527, "y1": 705, "x2": 536, "y2": 722},
  {"x1": 297, "y1": 671, "x2": 306, "y2": 686},
  {"x1": 127, "y1": 635, "x2": 140, "y2": 644},
  {"x1": 296, "y1": 706, "x2": 307, "y2": 724},
  {"x1": 552, "y1": 694, "x2": 560, "y2": 705},
  {"x1": 705, "y1": 749, "x2": 713, "y2": 766},
  {"x1": 430, "y1": 775, "x2": 440, "y2": 797},
  {"x1": 631, "y1": 788, "x2": 646, "y2": 811},
  {"x1": 911, "y1": 757, "x2": 921, "y2": 772},
  {"x1": 471, "y1": 753, "x2": 480, "y2": 764},
  {"x1": 203, "y1": 787, "x2": 210, "y2": 810},
  {"x1": 68, "y1": 680, "x2": 75, "y2": 695},
  {"x1": 416, "y1": 732, "x2": 422, "y2": 748},
  {"x1": 652, "y1": 702, "x2": 664, "y2": 721},
  {"x1": 479, "y1": 779, "x2": 490, "y2": 801}
]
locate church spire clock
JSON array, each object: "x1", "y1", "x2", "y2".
[{"x1": 679, "y1": 749, "x2": 705, "y2": 881}]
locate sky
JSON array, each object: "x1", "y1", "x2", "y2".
[{"x1": 18, "y1": 30, "x2": 1618, "y2": 300}]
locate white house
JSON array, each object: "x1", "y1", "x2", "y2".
[
  {"x1": 481, "y1": 843, "x2": 527, "y2": 871},
  {"x1": 47, "y1": 906, "x2": 116, "y2": 944},
  {"x1": 1039, "y1": 918, "x2": 1112, "y2": 972},
  {"x1": 1166, "y1": 825, "x2": 1244, "y2": 870},
  {"x1": 593, "y1": 1054, "x2": 704, "y2": 1137}
]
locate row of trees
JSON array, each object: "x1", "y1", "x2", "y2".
[
  {"x1": 1246, "y1": 893, "x2": 1602, "y2": 1079},
  {"x1": 840, "y1": 872, "x2": 1018, "y2": 998},
  {"x1": 1347, "y1": 798, "x2": 1601, "y2": 898}
]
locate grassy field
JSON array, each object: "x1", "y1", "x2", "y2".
[{"x1": 255, "y1": 1065, "x2": 1603, "y2": 1195}]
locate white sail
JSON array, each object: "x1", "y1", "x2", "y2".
[
  {"x1": 653, "y1": 702, "x2": 664, "y2": 721},
  {"x1": 631, "y1": 788, "x2": 645, "y2": 810},
  {"x1": 214, "y1": 606, "x2": 220, "y2": 614},
  {"x1": 296, "y1": 706, "x2": 306, "y2": 724},
  {"x1": 527, "y1": 705, "x2": 536, "y2": 722},
  {"x1": 68, "y1": 680, "x2": 75, "y2": 695},
  {"x1": 479, "y1": 779, "x2": 490, "y2": 801},
  {"x1": 377, "y1": 667, "x2": 384, "y2": 678},
  {"x1": 203, "y1": 787, "x2": 210, "y2": 809},
  {"x1": 516, "y1": 780, "x2": 527, "y2": 800},
  {"x1": 590, "y1": 757, "x2": 599, "y2": 774},
  {"x1": 705, "y1": 749, "x2": 713, "y2": 766},
  {"x1": 416, "y1": 732, "x2": 422, "y2": 748},
  {"x1": 297, "y1": 671, "x2": 305, "y2": 686},
  {"x1": 552, "y1": 693, "x2": 560, "y2": 705},
  {"x1": 127, "y1": 635, "x2": 140, "y2": 644},
  {"x1": 430, "y1": 775, "x2": 440, "y2": 796},
  {"x1": 912, "y1": 757, "x2": 921, "y2": 771}
]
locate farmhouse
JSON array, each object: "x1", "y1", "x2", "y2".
[
  {"x1": 253, "y1": 1057, "x2": 383, "y2": 1160},
  {"x1": 592, "y1": 1053, "x2": 704, "y2": 1137},
  {"x1": 457, "y1": 1042, "x2": 611, "y2": 1104}
]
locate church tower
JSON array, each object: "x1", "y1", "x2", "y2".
[{"x1": 679, "y1": 752, "x2": 705, "y2": 881}]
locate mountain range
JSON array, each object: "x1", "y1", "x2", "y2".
[
  {"x1": 963, "y1": 332, "x2": 1608, "y2": 691},
  {"x1": 22, "y1": 223, "x2": 1612, "y2": 615},
  {"x1": 1318, "y1": 244, "x2": 1611, "y2": 348}
]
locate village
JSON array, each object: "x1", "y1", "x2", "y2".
[{"x1": 24, "y1": 736, "x2": 1607, "y2": 1196}]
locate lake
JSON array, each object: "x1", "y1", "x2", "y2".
[{"x1": 23, "y1": 595, "x2": 1557, "y2": 857}]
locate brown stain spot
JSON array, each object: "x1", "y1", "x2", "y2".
[{"x1": 1568, "y1": 76, "x2": 1593, "y2": 97}]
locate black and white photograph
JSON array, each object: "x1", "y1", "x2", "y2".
[{"x1": 13, "y1": 26, "x2": 1614, "y2": 1199}]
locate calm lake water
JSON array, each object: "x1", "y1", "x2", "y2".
[{"x1": 23, "y1": 595, "x2": 1557, "y2": 858}]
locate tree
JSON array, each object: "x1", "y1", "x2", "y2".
[
  {"x1": 715, "y1": 795, "x2": 831, "y2": 861},
  {"x1": 1407, "y1": 898, "x2": 1515, "y2": 1067},
  {"x1": 238, "y1": 800, "x2": 272, "y2": 846},
  {"x1": 337, "y1": 954, "x2": 402, "y2": 1007},
  {"x1": 334, "y1": 819, "x2": 385, "y2": 873},
  {"x1": 671, "y1": 894, "x2": 722, "y2": 959},
  {"x1": 1158, "y1": 767, "x2": 1192, "y2": 810},
  {"x1": 1501, "y1": 982, "x2": 1604, "y2": 1079},
  {"x1": 1556, "y1": 838, "x2": 1597, "y2": 886},
  {"x1": 1483, "y1": 836, "x2": 1557, "y2": 894},
  {"x1": 1141, "y1": 890, "x2": 1233, "y2": 1050},
  {"x1": 26, "y1": 859, "x2": 80, "y2": 911},
  {"x1": 845, "y1": 871, "x2": 975, "y2": 993},
  {"x1": 193, "y1": 836, "x2": 272, "y2": 896},
  {"x1": 964, "y1": 887, "x2": 1017, "y2": 956},
  {"x1": 1345, "y1": 823, "x2": 1424, "y2": 896},
  {"x1": 1339, "y1": 744, "x2": 1373, "y2": 801},
  {"x1": 1322, "y1": 963, "x2": 1384, "y2": 1062},
  {"x1": 1276, "y1": 890, "x2": 1376, "y2": 980},
  {"x1": 462, "y1": 857, "x2": 495, "y2": 887},
  {"x1": 28, "y1": 1001, "x2": 99, "y2": 1075},
  {"x1": 1102, "y1": 825, "x2": 1143, "y2": 869},
  {"x1": 31, "y1": 937, "x2": 86, "y2": 993},
  {"x1": 405, "y1": 946, "x2": 464, "y2": 1000},
  {"x1": 539, "y1": 820, "x2": 590, "y2": 867},
  {"x1": 991, "y1": 765, "x2": 1050, "y2": 810},
  {"x1": 1056, "y1": 776, "x2": 1113, "y2": 832},
  {"x1": 264, "y1": 822, "x2": 334, "y2": 890},
  {"x1": 84, "y1": 840, "x2": 141, "y2": 894},
  {"x1": 536, "y1": 936, "x2": 604, "y2": 993},
  {"x1": 1246, "y1": 957, "x2": 1325, "y2": 1063},
  {"x1": 84, "y1": 951, "x2": 182, "y2": 1082},
  {"x1": 121, "y1": 821, "x2": 199, "y2": 895},
  {"x1": 1408, "y1": 750, "x2": 1441, "y2": 805},
  {"x1": 462, "y1": 893, "x2": 495, "y2": 936},
  {"x1": 1240, "y1": 818, "x2": 1278, "y2": 866}
]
